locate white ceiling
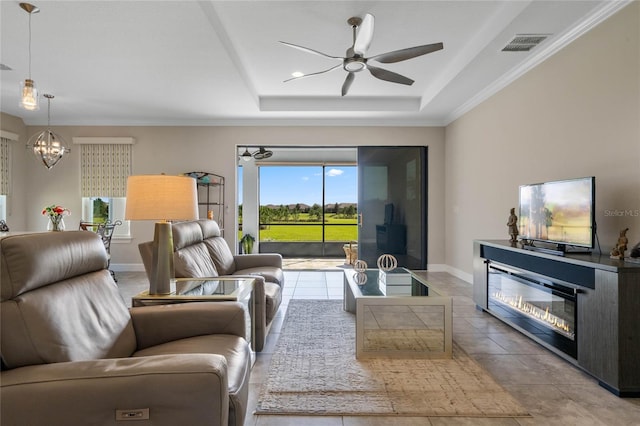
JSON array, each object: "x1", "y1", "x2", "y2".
[{"x1": 0, "y1": 0, "x2": 629, "y2": 127}]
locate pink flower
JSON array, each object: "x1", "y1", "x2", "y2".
[{"x1": 42, "y1": 205, "x2": 70, "y2": 218}]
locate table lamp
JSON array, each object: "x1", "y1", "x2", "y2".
[{"x1": 125, "y1": 174, "x2": 198, "y2": 294}]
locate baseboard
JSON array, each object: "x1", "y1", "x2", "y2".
[
  {"x1": 111, "y1": 263, "x2": 145, "y2": 272},
  {"x1": 426, "y1": 264, "x2": 472, "y2": 284}
]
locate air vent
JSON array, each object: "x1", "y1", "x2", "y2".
[
  {"x1": 502, "y1": 34, "x2": 550, "y2": 52},
  {"x1": 0, "y1": 64, "x2": 12, "y2": 71}
]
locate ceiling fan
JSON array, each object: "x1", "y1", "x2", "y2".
[{"x1": 280, "y1": 13, "x2": 443, "y2": 96}]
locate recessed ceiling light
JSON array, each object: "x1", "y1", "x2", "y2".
[{"x1": 291, "y1": 71, "x2": 304, "y2": 78}]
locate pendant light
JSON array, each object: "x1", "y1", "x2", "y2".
[
  {"x1": 26, "y1": 94, "x2": 71, "y2": 169},
  {"x1": 19, "y1": 3, "x2": 40, "y2": 111},
  {"x1": 240, "y1": 147, "x2": 253, "y2": 162}
]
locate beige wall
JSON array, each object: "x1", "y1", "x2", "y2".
[
  {"x1": 445, "y1": 2, "x2": 640, "y2": 276},
  {"x1": 3, "y1": 3, "x2": 637, "y2": 276},
  {"x1": 0, "y1": 122, "x2": 446, "y2": 269}
]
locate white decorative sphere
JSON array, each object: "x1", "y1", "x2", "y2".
[
  {"x1": 354, "y1": 272, "x2": 368, "y2": 285},
  {"x1": 353, "y1": 259, "x2": 368, "y2": 273},
  {"x1": 377, "y1": 254, "x2": 398, "y2": 271}
]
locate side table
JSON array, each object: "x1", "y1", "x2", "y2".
[{"x1": 132, "y1": 277, "x2": 256, "y2": 352}]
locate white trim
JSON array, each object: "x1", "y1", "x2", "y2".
[
  {"x1": 72, "y1": 137, "x2": 135, "y2": 145},
  {"x1": 0, "y1": 131, "x2": 19, "y2": 141},
  {"x1": 444, "y1": 0, "x2": 633, "y2": 125},
  {"x1": 425, "y1": 264, "x2": 473, "y2": 284},
  {"x1": 111, "y1": 263, "x2": 146, "y2": 272},
  {"x1": 445, "y1": 266, "x2": 473, "y2": 284}
]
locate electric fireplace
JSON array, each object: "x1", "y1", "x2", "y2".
[
  {"x1": 487, "y1": 263, "x2": 577, "y2": 358},
  {"x1": 474, "y1": 240, "x2": 640, "y2": 396}
]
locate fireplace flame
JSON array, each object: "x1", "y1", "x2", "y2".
[{"x1": 492, "y1": 290, "x2": 575, "y2": 339}]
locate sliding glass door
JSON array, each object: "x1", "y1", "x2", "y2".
[{"x1": 357, "y1": 146, "x2": 427, "y2": 269}]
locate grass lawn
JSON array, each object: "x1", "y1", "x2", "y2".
[{"x1": 240, "y1": 215, "x2": 358, "y2": 242}]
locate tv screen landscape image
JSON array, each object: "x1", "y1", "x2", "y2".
[{"x1": 518, "y1": 177, "x2": 595, "y2": 248}]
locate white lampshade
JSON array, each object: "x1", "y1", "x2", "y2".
[
  {"x1": 125, "y1": 174, "x2": 198, "y2": 221},
  {"x1": 125, "y1": 174, "x2": 198, "y2": 295}
]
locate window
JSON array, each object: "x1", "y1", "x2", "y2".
[
  {"x1": 81, "y1": 196, "x2": 127, "y2": 232},
  {"x1": 0, "y1": 133, "x2": 18, "y2": 222},
  {"x1": 257, "y1": 165, "x2": 357, "y2": 243},
  {"x1": 74, "y1": 137, "x2": 134, "y2": 238}
]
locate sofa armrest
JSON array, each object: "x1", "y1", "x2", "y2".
[
  {"x1": 234, "y1": 253, "x2": 282, "y2": 270},
  {"x1": 1, "y1": 354, "x2": 229, "y2": 426},
  {"x1": 130, "y1": 301, "x2": 247, "y2": 349}
]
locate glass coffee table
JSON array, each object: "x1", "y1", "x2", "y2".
[
  {"x1": 343, "y1": 268, "x2": 452, "y2": 359},
  {"x1": 132, "y1": 277, "x2": 255, "y2": 350}
]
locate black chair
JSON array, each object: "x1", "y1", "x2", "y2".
[{"x1": 79, "y1": 220, "x2": 122, "y2": 281}]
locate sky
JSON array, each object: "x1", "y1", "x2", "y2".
[{"x1": 238, "y1": 166, "x2": 357, "y2": 206}]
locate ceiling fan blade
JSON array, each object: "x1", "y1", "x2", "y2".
[
  {"x1": 279, "y1": 41, "x2": 342, "y2": 60},
  {"x1": 367, "y1": 65, "x2": 414, "y2": 85},
  {"x1": 370, "y1": 42, "x2": 443, "y2": 64},
  {"x1": 353, "y1": 13, "x2": 374, "y2": 56},
  {"x1": 283, "y1": 64, "x2": 342, "y2": 82},
  {"x1": 341, "y1": 73, "x2": 355, "y2": 96}
]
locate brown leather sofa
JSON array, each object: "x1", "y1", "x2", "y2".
[
  {"x1": 1, "y1": 231, "x2": 252, "y2": 426},
  {"x1": 139, "y1": 220, "x2": 284, "y2": 352}
]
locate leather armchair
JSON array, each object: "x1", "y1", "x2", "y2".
[
  {"x1": 139, "y1": 220, "x2": 284, "y2": 352},
  {"x1": 1, "y1": 231, "x2": 251, "y2": 426}
]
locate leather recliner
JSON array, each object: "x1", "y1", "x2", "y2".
[
  {"x1": 139, "y1": 220, "x2": 284, "y2": 352},
  {"x1": 1, "y1": 231, "x2": 252, "y2": 426}
]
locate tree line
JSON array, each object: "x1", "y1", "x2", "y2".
[{"x1": 239, "y1": 203, "x2": 357, "y2": 223}]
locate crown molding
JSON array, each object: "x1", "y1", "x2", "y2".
[{"x1": 444, "y1": 0, "x2": 633, "y2": 126}]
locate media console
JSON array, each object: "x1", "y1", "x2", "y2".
[{"x1": 473, "y1": 240, "x2": 640, "y2": 397}]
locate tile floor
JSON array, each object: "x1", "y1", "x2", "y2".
[{"x1": 116, "y1": 266, "x2": 640, "y2": 426}]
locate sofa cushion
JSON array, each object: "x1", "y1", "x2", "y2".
[
  {"x1": 133, "y1": 334, "x2": 251, "y2": 426},
  {"x1": 1, "y1": 270, "x2": 136, "y2": 369},
  {"x1": 233, "y1": 266, "x2": 284, "y2": 288},
  {"x1": 133, "y1": 334, "x2": 249, "y2": 395},
  {"x1": 1, "y1": 231, "x2": 108, "y2": 301},
  {"x1": 199, "y1": 219, "x2": 223, "y2": 238},
  {"x1": 174, "y1": 243, "x2": 218, "y2": 278},
  {"x1": 204, "y1": 238, "x2": 236, "y2": 276},
  {"x1": 263, "y1": 282, "x2": 283, "y2": 326},
  {"x1": 172, "y1": 221, "x2": 205, "y2": 250}
]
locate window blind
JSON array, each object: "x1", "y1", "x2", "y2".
[
  {"x1": 0, "y1": 137, "x2": 10, "y2": 195},
  {"x1": 80, "y1": 143, "x2": 132, "y2": 197}
]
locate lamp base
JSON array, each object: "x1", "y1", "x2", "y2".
[{"x1": 149, "y1": 221, "x2": 174, "y2": 295}]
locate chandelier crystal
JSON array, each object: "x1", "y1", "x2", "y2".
[{"x1": 27, "y1": 94, "x2": 70, "y2": 169}]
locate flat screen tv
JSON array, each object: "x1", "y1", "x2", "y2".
[{"x1": 518, "y1": 176, "x2": 595, "y2": 251}]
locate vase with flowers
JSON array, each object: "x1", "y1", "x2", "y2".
[{"x1": 43, "y1": 205, "x2": 70, "y2": 231}]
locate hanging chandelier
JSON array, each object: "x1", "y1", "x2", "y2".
[
  {"x1": 26, "y1": 94, "x2": 71, "y2": 169},
  {"x1": 19, "y1": 2, "x2": 40, "y2": 111}
]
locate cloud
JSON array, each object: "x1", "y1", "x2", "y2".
[
  {"x1": 302, "y1": 176, "x2": 309, "y2": 181},
  {"x1": 326, "y1": 169, "x2": 344, "y2": 177}
]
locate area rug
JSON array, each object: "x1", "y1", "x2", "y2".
[{"x1": 255, "y1": 299, "x2": 530, "y2": 417}]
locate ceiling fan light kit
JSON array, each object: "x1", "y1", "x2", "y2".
[
  {"x1": 280, "y1": 13, "x2": 443, "y2": 96},
  {"x1": 253, "y1": 147, "x2": 273, "y2": 160},
  {"x1": 19, "y1": 2, "x2": 40, "y2": 111}
]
